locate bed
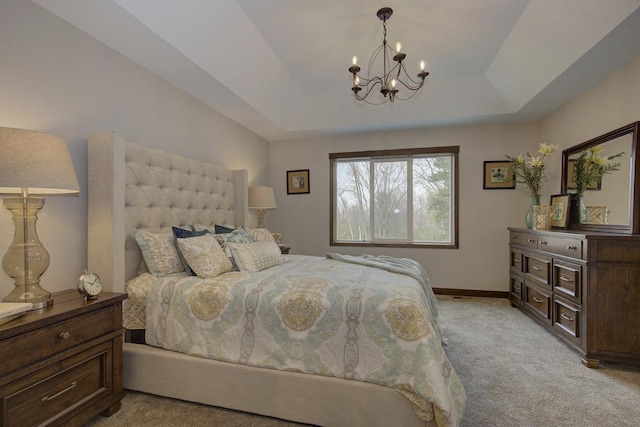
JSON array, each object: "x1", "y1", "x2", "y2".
[{"x1": 87, "y1": 131, "x2": 465, "y2": 427}]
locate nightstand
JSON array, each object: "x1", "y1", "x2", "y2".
[
  {"x1": 279, "y1": 245, "x2": 291, "y2": 254},
  {"x1": 0, "y1": 290, "x2": 127, "y2": 426}
]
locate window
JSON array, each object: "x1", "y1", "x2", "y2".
[{"x1": 330, "y1": 146, "x2": 458, "y2": 248}]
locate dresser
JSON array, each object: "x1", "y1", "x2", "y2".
[
  {"x1": 508, "y1": 227, "x2": 640, "y2": 367},
  {"x1": 0, "y1": 290, "x2": 126, "y2": 426}
]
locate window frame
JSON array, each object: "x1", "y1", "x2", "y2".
[{"x1": 330, "y1": 146, "x2": 459, "y2": 249}]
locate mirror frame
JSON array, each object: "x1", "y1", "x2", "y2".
[{"x1": 561, "y1": 121, "x2": 640, "y2": 234}]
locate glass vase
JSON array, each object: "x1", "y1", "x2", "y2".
[
  {"x1": 578, "y1": 194, "x2": 587, "y2": 223},
  {"x1": 525, "y1": 194, "x2": 541, "y2": 229}
]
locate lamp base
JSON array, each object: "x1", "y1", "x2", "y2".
[
  {"x1": 255, "y1": 208, "x2": 266, "y2": 228},
  {"x1": 2, "y1": 196, "x2": 53, "y2": 310},
  {"x1": 2, "y1": 287, "x2": 53, "y2": 309}
]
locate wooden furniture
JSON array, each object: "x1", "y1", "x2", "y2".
[
  {"x1": 279, "y1": 245, "x2": 291, "y2": 254},
  {"x1": 508, "y1": 227, "x2": 640, "y2": 368},
  {"x1": 561, "y1": 121, "x2": 640, "y2": 234},
  {"x1": 0, "y1": 290, "x2": 126, "y2": 426}
]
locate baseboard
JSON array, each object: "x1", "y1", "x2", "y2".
[{"x1": 433, "y1": 288, "x2": 509, "y2": 299}]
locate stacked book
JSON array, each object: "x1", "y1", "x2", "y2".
[{"x1": 0, "y1": 302, "x2": 33, "y2": 326}]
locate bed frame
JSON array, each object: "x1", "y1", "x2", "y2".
[{"x1": 87, "y1": 131, "x2": 432, "y2": 427}]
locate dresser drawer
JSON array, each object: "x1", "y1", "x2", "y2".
[
  {"x1": 524, "y1": 282, "x2": 551, "y2": 323},
  {"x1": 0, "y1": 341, "x2": 112, "y2": 427},
  {"x1": 510, "y1": 231, "x2": 537, "y2": 248},
  {"x1": 510, "y1": 276, "x2": 523, "y2": 302},
  {"x1": 0, "y1": 306, "x2": 114, "y2": 377},
  {"x1": 538, "y1": 235, "x2": 584, "y2": 259},
  {"x1": 553, "y1": 260, "x2": 582, "y2": 304},
  {"x1": 525, "y1": 255, "x2": 551, "y2": 286},
  {"x1": 553, "y1": 298, "x2": 581, "y2": 346},
  {"x1": 510, "y1": 248, "x2": 524, "y2": 273}
]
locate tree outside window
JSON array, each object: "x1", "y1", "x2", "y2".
[{"x1": 330, "y1": 147, "x2": 458, "y2": 248}]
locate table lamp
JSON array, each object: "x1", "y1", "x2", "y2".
[
  {"x1": 0, "y1": 127, "x2": 80, "y2": 309},
  {"x1": 248, "y1": 186, "x2": 276, "y2": 228}
]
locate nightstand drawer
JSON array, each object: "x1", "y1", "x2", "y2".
[
  {"x1": 0, "y1": 306, "x2": 114, "y2": 377},
  {"x1": 0, "y1": 342, "x2": 112, "y2": 427}
]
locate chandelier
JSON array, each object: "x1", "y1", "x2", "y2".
[{"x1": 348, "y1": 7, "x2": 429, "y2": 104}]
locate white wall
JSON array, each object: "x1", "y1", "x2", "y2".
[
  {"x1": 268, "y1": 54, "x2": 640, "y2": 292},
  {"x1": 0, "y1": 0, "x2": 269, "y2": 297}
]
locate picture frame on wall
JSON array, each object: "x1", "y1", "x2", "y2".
[
  {"x1": 550, "y1": 194, "x2": 571, "y2": 229},
  {"x1": 483, "y1": 160, "x2": 515, "y2": 189},
  {"x1": 287, "y1": 169, "x2": 310, "y2": 194}
]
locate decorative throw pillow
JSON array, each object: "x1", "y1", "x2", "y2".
[
  {"x1": 176, "y1": 233, "x2": 233, "y2": 278},
  {"x1": 172, "y1": 226, "x2": 210, "y2": 276},
  {"x1": 193, "y1": 223, "x2": 237, "y2": 235},
  {"x1": 133, "y1": 230, "x2": 185, "y2": 277},
  {"x1": 214, "y1": 224, "x2": 235, "y2": 234},
  {"x1": 227, "y1": 240, "x2": 284, "y2": 273},
  {"x1": 214, "y1": 228, "x2": 254, "y2": 265},
  {"x1": 213, "y1": 228, "x2": 254, "y2": 247},
  {"x1": 244, "y1": 227, "x2": 277, "y2": 244}
]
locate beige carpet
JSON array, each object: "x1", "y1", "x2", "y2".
[{"x1": 85, "y1": 296, "x2": 640, "y2": 427}]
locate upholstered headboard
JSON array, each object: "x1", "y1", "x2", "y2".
[{"x1": 87, "y1": 131, "x2": 248, "y2": 292}]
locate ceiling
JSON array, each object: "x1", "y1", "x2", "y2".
[{"x1": 34, "y1": 0, "x2": 640, "y2": 141}]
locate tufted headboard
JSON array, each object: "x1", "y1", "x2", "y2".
[{"x1": 87, "y1": 131, "x2": 248, "y2": 292}]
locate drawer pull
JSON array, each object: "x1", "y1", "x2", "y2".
[
  {"x1": 567, "y1": 245, "x2": 578, "y2": 251},
  {"x1": 528, "y1": 239, "x2": 536, "y2": 243},
  {"x1": 560, "y1": 276, "x2": 574, "y2": 283},
  {"x1": 532, "y1": 296, "x2": 543, "y2": 304},
  {"x1": 42, "y1": 381, "x2": 77, "y2": 402},
  {"x1": 560, "y1": 313, "x2": 574, "y2": 322},
  {"x1": 539, "y1": 240, "x2": 548, "y2": 245},
  {"x1": 59, "y1": 332, "x2": 71, "y2": 340},
  {"x1": 513, "y1": 259, "x2": 521, "y2": 264},
  {"x1": 532, "y1": 266, "x2": 542, "y2": 271},
  {"x1": 511, "y1": 235, "x2": 518, "y2": 240}
]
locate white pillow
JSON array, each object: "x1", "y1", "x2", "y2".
[
  {"x1": 227, "y1": 240, "x2": 284, "y2": 272},
  {"x1": 133, "y1": 230, "x2": 184, "y2": 277},
  {"x1": 244, "y1": 227, "x2": 277, "y2": 243},
  {"x1": 176, "y1": 233, "x2": 234, "y2": 278}
]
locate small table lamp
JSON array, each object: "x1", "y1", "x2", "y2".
[
  {"x1": 0, "y1": 128, "x2": 80, "y2": 309},
  {"x1": 248, "y1": 186, "x2": 276, "y2": 228}
]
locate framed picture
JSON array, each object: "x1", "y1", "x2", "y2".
[
  {"x1": 483, "y1": 161, "x2": 515, "y2": 189},
  {"x1": 550, "y1": 194, "x2": 570, "y2": 229},
  {"x1": 287, "y1": 169, "x2": 310, "y2": 194},
  {"x1": 567, "y1": 159, "x2": 601, "y2": 190}
]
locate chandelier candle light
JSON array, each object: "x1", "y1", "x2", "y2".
[{"x1": 349, "y1": 7, "x2": 429, "y2": 104}]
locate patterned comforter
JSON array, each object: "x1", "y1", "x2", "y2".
[{"x1": 136, "y1": 255, "x2": 465, "y2": 426}]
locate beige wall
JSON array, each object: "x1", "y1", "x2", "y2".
[
  {"x1": 268, "y1": 54, "x2": 640, "y2": 292},
  {"x1": 2, "y1": 0, "x2": 639, "y2": 297},
  {"x1": 0, "y1": 0, "x2": 268, "y2": 297},
  {"x1": 268, "y1": 123, "x2": 541, "y2": 291}
]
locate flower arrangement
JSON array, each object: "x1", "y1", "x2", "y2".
[
  {"x1": 571, "y1": 146, "x2": 624, "y2": 195},
  {"x1": 505, "y1": 143, "x2": 558, "y2": 196}
]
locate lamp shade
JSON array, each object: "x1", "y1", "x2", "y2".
[
  {"x1": 248, "y1": 186, "x2": 276, "y2": 209},
  {"x1": 0, "y1": 127, "x2": 80, "y2": 195}
]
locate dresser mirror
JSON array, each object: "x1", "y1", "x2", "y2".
[{"x1": 561, "y1": 121, "x2": 640, "y2": 234}]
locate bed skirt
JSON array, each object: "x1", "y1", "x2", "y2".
[{"x1": 123, "y1": 343, "x2": 433, "y2": 427}]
